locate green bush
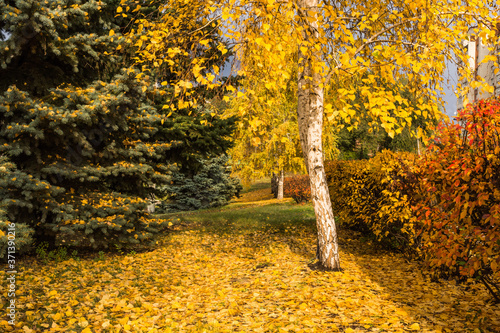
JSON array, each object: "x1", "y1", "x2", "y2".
[{"x1": 161, "y1": 156, "x2": 242, "y2": 212}]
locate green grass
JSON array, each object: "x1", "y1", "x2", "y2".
[
  {"x1": 165, "y1": 201, "x2": 317, "y2": 236},
  {"x1": 239, "y1": 178, "x2": 271, "y2": 193}
]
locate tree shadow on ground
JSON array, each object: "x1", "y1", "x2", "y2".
[{"x1": 337, "y1": 230, "x2": 500, "y2": 332}]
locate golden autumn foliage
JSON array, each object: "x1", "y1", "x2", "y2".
[
  {"x1": 224, "y1": 10, "x2": 338, "y2": 182},
  {"x1": 127, "y1": 0, "x2": 500, "y2": 142},
  {"x1": 326, "y1": 151, "x2": 417, "y2": 252},
  {"x1": 142, "y1": 0, "x2": 499, "y2": 136},
  {"x1": 122, "y1": 0, "x2": 232, "y2": 112}
]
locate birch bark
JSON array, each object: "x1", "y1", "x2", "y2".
[
  {"x1": 277, "y1": 169, "x2": 284, "y2": 200},
  {"x1": 297, "y1": 0, "x2": 340, "y2": 270}
]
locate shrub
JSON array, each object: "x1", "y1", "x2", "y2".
[
  {"x1": 161, "y1": 155, "x2": 242, "y2": 212},
  {"x1": 284, "y1": 175, "x2": 311, "y2": 203},
  {"x1": 325, "y1": 159, "x2": 369, "y2": 232},
  {"x1": 326, "y1": 150, "x2": 417, "y2": 251},
  {"x1": 411, "y1": 98, "x2": 500, "y2": 298}
]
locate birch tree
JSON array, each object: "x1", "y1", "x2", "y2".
[
  {"x1": 223, "y1": 18, "x2": 304, "y2": 199},
  {"x1": 294, "y1": 0, "x2": 340, "y2": 268},
  {"x1": 126, "y1": 0, "x2": 500, "y2": 270}
]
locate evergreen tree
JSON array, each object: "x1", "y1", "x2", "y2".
[
  {"x1": 0, "y1": 156, "x2": 34, "y2": 258},
  {"x1": 0, "y1": 0, "x2": 235, "y2": 248},
  {"x1": 161, "y1": 155, "x2": 242, "y2": 213}
]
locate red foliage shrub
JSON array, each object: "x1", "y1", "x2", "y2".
[
  {"x1": 284, "y1": 175, "x2": 311, "y2": 203},
  {"x1": 412, "y1": 98, "x2": 500, "y2": 298}
]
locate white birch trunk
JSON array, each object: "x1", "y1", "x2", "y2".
[
  {"x1": 277, "y1": 169, "x2": 284, "y2": 200},
  {"x1": 297, "y1": 0, "x2": 340, "y2": 270}
]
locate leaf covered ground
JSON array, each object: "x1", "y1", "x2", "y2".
[{"x1": 2, "y1": 184, "x2": 500, "y2": 332}]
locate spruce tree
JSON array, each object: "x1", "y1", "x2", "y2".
[
  {"x1": 0, "y1": 0, "x2": 235, "y2": 248},
  {"x1": 162, "y1": 155, "x2": 242, "y2": 213}
]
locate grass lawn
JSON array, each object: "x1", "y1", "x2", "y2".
[{"x1": 2, "y1": 183, "x2": 499, "y2": 332}]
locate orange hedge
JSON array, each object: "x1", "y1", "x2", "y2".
[
  {"x1": 412, "y1": 99, "x2": 500, "y2": 296},
  {"x1": 284, "y1": 175, "x2": 311, "y2": 203}
]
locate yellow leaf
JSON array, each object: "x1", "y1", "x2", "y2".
[
  {"x1": 345, "y1": 329, "x2": 355, "y2": 333},
  {"x1": 109, "y1": 30, "x2": 115, "y2": 37},
  {"x1": 116, "y1": 6, "x2": 123, "y2": 13},
  {"x1": 81, "y1": 327, "x2": 92, "y2": 333},
  {"x1": 299, "y1": 303, "x2": 307, "y2": 310},
  {"x1": 301, "y1": 319, "x2": 314, "y2": 327},
  {"x1": 409, "y1": 323, "x2": 420, "y2": 331},
  {"x1": 395, "y1": 309, "x2": 408, "y2": 317}
]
